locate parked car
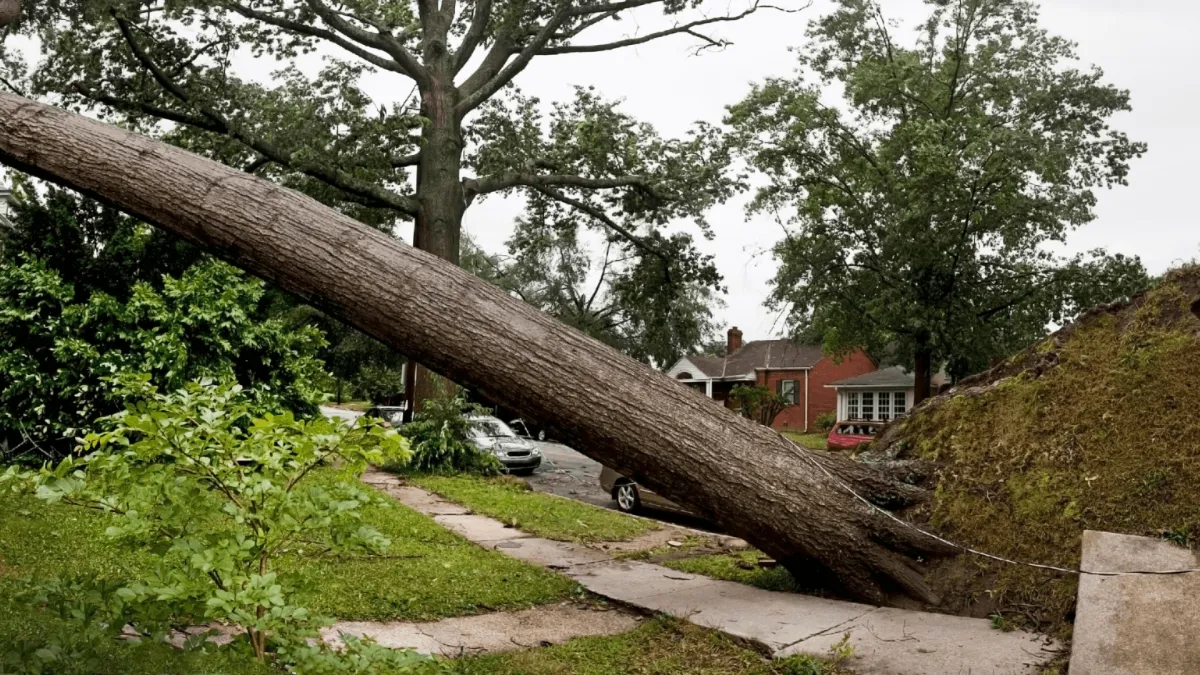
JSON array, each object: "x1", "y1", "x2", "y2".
[
  {"x1": 364, "y1": 405, "x2": 408, "y2": 427},
  {"x1": 508, "y1": 418, "x2": 546, "y2": 441},
  {"x1": 599, "y1": 466, "x2": 693, "y2": 515},
  {"x1": 468, "y1": 415, "x2": 542, "y2": 475},
  {"x1": 826, "y1": 421, "x2": 884, "y2": 450}
]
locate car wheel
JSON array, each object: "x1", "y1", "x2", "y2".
[{"x1": 613, "y1": 481, "x2": 640, "y2": 513}]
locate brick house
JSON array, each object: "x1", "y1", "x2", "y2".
[{"x1": 665, "y1": 328, "x2": 878, "y2": 432}]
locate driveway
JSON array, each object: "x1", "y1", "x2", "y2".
[
  {"x1": 321, "y1": 406, "x2": 364, "y2": 423},
  {"x1": 525, "y1": 441, "x2": 612, "y2": 508}
]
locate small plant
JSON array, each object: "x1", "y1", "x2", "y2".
[
  {"x1": 814, "y1": 412, "x2": 837, "y2": 433},
  {"x1": 397, "y1": 392, "x2": 500, "y2": 475},
  {"x1": 1160, "y1": 526, "x2": 1191, "y2": 547},
  {"x1": 776, "y1": 633, "x2": 853, "y2": 674},
  {"x1": 1, "y1": 378, "x2": 420, "y2": 669},
  {"x1": 989, "y1": 613, "x2": 1017, "y2": 632}
]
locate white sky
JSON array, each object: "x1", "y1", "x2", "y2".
[{"x1": 452, "y1": 0, "x2": 1200, "y2": 341}]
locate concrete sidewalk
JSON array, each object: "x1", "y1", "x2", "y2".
[{"x1": 363, "y1": 471, "x2": 1061, "y2": 674}]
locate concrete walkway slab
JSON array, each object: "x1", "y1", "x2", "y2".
[
  {"x1": 433, "y1": 514, "x2": 532, "y2": 542},
  {"x1": 486, "y1": 537, "x2": 611, "y2": 568},
  {"x1": 782, "y1": 606, "x2": 1056, "y2": 674},
  {"x1": 368, "y1": 477, "x2": 1061, "y2": 674},
  {"x1": 1069, "y1": 530, "x2": 1200, "y2": 675},
  {"x1": 324, "y1": 602, "x2": 640, "y2": 657}
]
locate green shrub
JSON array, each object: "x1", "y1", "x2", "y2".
[
  {"x1": 0, "y1": 379, "x2": 424, "y2": 671},
  {"x1": 814, "y1": 412, "x2": 836, "y2": 433},
  {"x1": 397, "y1": 393, "x2": 500, "y2": 475},
  {"x1": 729, "y1": 385, "x2": 789, "y2": 427}
]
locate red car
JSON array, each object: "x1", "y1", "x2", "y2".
[{"x1": 826, "y1": 421, "x2": 884, "y2": 450}]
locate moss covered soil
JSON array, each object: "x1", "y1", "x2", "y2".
[{"x1": 877, "y1": 266, "x2": 1200, "y2": 638}]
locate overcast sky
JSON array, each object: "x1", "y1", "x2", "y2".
[{"x1": 450, "y1": 0, "x2": 1200, "y2": 342}]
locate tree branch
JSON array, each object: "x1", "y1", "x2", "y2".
[
  {"x1": 223, "y1": 1, "x2": 413, "y2": 77},
  {"x1": 538, "y1": 2, "x2": 795, "y2": 55},
  {"x1": 301, "y1": 0, "x2": 429, "y2": 85},
  {"x1": 452, "y1": 0, "x2": 492, "y2": 74},
  {"x1": 113, "y1": 14, "x2": 420, "y2": 217},
  {"x1": 466, "y1": 172, "x2": 664, "y2": 200},
  {"x1": 532, "y1": 184, "x2": 673, "y2": 280},
  {"x1": 456, "y1": 2, "x2": 573, "y2": 116}
]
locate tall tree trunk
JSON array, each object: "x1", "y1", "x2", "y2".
[
  {"x1": 0, "y1": 92, "x2": 954, "y2": 604},
  {"x1": 913, "y1": 341, "x2": 933, "y2": 404},
  {"x1": 407, "y1": 75, "x2": 465, "y2": 413}
]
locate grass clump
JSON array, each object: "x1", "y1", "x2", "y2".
[
  {"x1": 878, "y1": 266, "x2": 1200, "y2": 635},
  {"x1": 411, "y1": 474, "x2": 659, "y2": 543},
  {"x1": 429, "y1": 616, "x2": 853, "y2": 674},
  {"x1": 661, "y1": 551, "x2": 804, "y2": 594},
  {"x1": 781, "y1": 432, "x2": 828, "y2": 451}
]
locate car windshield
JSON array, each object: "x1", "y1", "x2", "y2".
[
  {"x1": 470, "y1": 417, "x2": 517, "y2": 438},
  {"x1": 837, "y1": 424, "x2": 878, "y2": 436}
]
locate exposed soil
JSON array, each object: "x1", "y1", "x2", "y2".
[{"x1": 865, "y1": 266, "x2": 1200, "y2": 639}]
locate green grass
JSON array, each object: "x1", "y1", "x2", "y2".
[
  {"x1": 0, "y1": 467, "x2": 577, "y2": 670},
  {"x1": 425, "y1": 616, "x2": 852, "y2": 674},
  {"x1": 661, "y1": 551, "x2": 804, "y2": 594},
  {"x1": 781, "y1": 432, "x2": 828, "y2": 451},
  {"x1": 411, "y1": 474, "x2": 659, "y2": 543}
]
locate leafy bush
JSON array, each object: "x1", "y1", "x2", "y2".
[
  {"x1": 397, "y1": 393, "x2": 500, "y2": 475},
  {"x1": 728, "y1": 385, "x2": 790, "y2": 427},
  {"x1": 0, "y1": 258, "x2": 328, "y2": 455},
  {"x1": 814, "y1": 412, "x2": 836, "y2": 433},
  {"x1": 355, "y1": 362, "x2": 407, "y2": 405},
  {"x1": 0, "y1": 379, "x2": 422, "y2": 670}
]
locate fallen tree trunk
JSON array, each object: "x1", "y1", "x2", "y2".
[{"x1": 0, "y1": 92, "x2": 953, "y2": 603}]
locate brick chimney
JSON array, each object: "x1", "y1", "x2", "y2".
[{"x1": 726, "y1": 327, "x2": 743, "y2": 354}]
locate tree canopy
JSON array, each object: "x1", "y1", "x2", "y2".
[
  {"x1": 727, "y1": 0, "x2": 1149, "y2": 397},
  {"x1": 0, "y1": 186, "x2": 328, "y2": 451}
]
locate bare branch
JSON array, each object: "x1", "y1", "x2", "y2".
[{"x1": 114, "y1": 15, "x2": 420, "y2": 216}]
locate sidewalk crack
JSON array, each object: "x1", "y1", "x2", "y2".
[{"x1": 776, "y1": 607, "x2": 879, "y2": 652}]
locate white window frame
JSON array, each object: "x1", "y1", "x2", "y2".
[
  {"x1": 777, "y1": 379, "x2": 798, "y2": 405},
  {"x1": 878, "y1": 391, "x2": 892, "y2": 422}
]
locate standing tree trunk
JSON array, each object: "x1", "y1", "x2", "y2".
[
  {"x1": 0, "y1": 92, "x2": 954, "y2": 604},
  {"x1": 407, "y1": 73, "x2": 466, "y2": 414},
  {"x1": 913, "y1": 340, "x2": 933, "y2": 405}
]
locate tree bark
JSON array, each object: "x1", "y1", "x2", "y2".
[
  {"x1": 406, "y1": 73, "x2": 465, "y2": 414},
  {"x1": 0, "y1": 92, "x2": 954, "y2": 604},
  {"x1": 914, "y1": 341, "x2": 933, "y2": 404}
]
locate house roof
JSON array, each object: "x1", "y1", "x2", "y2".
[
  {"x1": 828, "y1": 366, "x2": 915, "y2": 388},
  {"x1": 680, "y1": 340, "x2": 826, "y2": 380}
]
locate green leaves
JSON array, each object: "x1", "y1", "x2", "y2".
[
  {"x1": 728, "y1": 0, "x2": 1149, "y2": 382},
  {"x1": 0, "y1": 191, "x2": 331, "y2": 448},
  {"x1": 6, "y1": 379, "x2": 419, "y2": 667}
]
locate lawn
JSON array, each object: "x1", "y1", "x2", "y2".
[
  {"x1": 411, "y1": 474, "x2": 659, "y2": 543},
  {"x1": 781, "y1": 431, "x2": 828, "y2": 451},
  {"x1": 428, "y1": 617, "x2": 851, "y2": 675},
  {"x1": 0, "y1": 467, "x2": 577, "y2": 670},
  {"x1": 661, "y1": 551, "x2": 805, "y2": 594}
]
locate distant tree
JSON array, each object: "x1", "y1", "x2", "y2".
[
  {"x1": 461, "y1": 204, "x2": 722, "y2": 368},
  {"x1": 728, "y1": 0, "x2": 1148, "y2": 400},
  {"x1": 729, "y1": 385, "x2": 789, "y2": 427}
]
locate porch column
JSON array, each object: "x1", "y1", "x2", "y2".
[{"x1": 705, "y1": 380, "x2": 713, "y2": 398}]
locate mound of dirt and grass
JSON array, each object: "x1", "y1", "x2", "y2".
[{"x1": 867, "y1": 266, "x2": 1200, "y2": 639}]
